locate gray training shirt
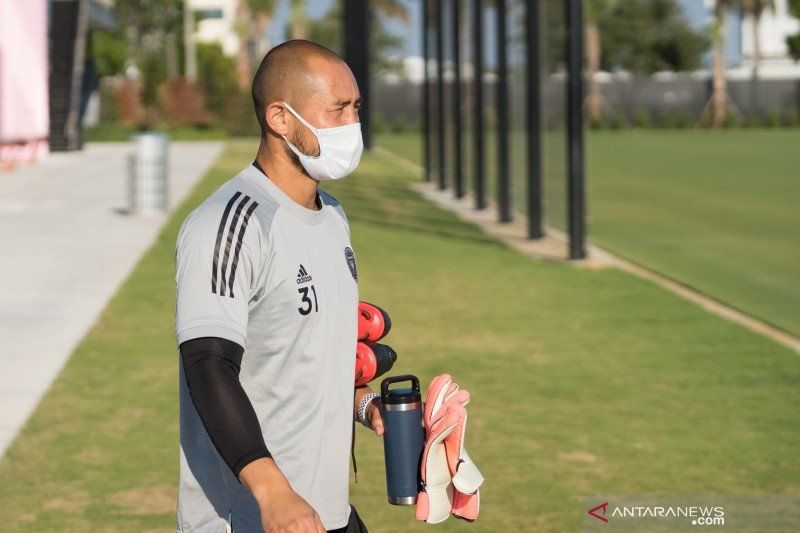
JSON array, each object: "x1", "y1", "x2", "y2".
[{"x1": 174, "y1": 163, "x2": 359, "y2": 531}]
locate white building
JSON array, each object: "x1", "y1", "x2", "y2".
[
  {"x1": 684, "y1": 0, "x2": 800, "y2": 77},
  {"x1": 188, "y1": 0, "x2": 241, "y2": 56},
  {"x1": 738, "y1": 0, "x2": 800, "y2": 77}
]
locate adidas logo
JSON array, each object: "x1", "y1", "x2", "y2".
[{"x1": 296, "y1": 264, "x2": 312, "y2": 284}]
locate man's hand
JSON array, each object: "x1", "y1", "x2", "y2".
[
  {"x1": 259, "y1": 483, "x2": 326, "y2": 533},
  {"x1": 355, "y1": 385, "x2": 384, "y2": 436},
  {"x1": 240, "y1": 457, "x2": 326, "y2": 533},
  {"x1": 366, "y1": 398, "x2": 384, "y2": 436}
]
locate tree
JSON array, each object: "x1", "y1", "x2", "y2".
[
  {"x1": 291, "y1": 0, "x2": 308, "y2": 39},
  {"x1": 91, "y1": 31, "x2": 128, "y2": 77},
  {"x1": 115, "y1": 0, "x2": 184, "y2": 51},
  {"x1": 599, "y1": 0, "x2": 709, "y2": 73},
  {"x1": 585, "y1": 0, "x2": 616, "y2": 122},
  {"x1": 741, "y1": 0, "x2": 775, "y2": 110},
  {"x1": 305, "y1": 0, "x2": 410, "y2": 77},
  {"x1": 704, "y1": 0, "x2": 749, "y2": 127},
  {"x1": 235, "y1": 0, "x2": 278, "y2": 90},
  {"x1": 578, "y1": 0, "x2": 707, "y2": 124},
  {"x1": 741, "y1": 0, "x2": 774, "y2": 76},
  {"x1": 535, "y1": 0, "x2": 707, "y2": 122},
  {"x1": 786, "y1": 0, "x2": 800, "y2": 59},
  {"x1": 196, "y1": 42, "x2": 238, "y2": 116},
  {"x1": 114, "y1": 0, "x2": 184, "y2": 104}
]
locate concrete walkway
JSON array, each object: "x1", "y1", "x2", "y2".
[{"x1": 0, "y1": 141, "x2": 223, "y2": 457}]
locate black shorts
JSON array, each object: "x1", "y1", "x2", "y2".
[{"x1": 327, "y1": 504, "x2": 368, "y2": 533}]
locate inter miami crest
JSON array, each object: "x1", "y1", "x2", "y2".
[{"x1": 344, "y1": 247, "x2": 358, "y2": 281}]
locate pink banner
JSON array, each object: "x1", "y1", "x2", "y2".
[{"x1": 0, "y1": 0, "x2": 49, "y2": 166}]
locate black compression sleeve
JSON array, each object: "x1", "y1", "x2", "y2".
[{"x1": 180, "y1": 336, "x2": 272, "y2": 481}]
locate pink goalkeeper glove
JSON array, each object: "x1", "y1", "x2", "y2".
[{"x1": 415, "y1": 374, "x2": 483, "y2": 524}]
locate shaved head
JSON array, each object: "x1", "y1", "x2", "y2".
[
  {"x1": 251, "y1": 40, "x2": 348, "y2": 136},
  {"x1": 250, "y1": 40, "x2": 361, "y2": 208}
]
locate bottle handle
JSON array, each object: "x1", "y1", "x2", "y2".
[{"x1": 380, "y1": 374, "x2": 420, "y2": 404}]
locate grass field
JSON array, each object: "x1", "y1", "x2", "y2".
[
  {"x1": 378, "y1": 129, "x2": 800, "y2": 337},
  {"x1": 0, "y1": 139, "x2": 797, "y2": 532}
]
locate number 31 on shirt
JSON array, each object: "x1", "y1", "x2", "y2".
[{"x1": 298, "y1": 286, "x2": 319, "y2": 315}]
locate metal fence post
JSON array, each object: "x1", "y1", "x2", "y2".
[
  {"x1": 496, "y1": 0, "x2": 511, "y2": 222},
  {"x1": 452, "y1": 0, "x2": 464, "y2": 198},
  {"x1": 526, "y1": 0, "x2": 544, "y2": 239},
  {"x1": 473, "y1": 0, "x2": 486, "y2": 210},
  {"x1": 343, "y1": 0, "x2": 372, "y2": 150},
  {"x1": 436, "y1": 0, "x2": 447, "y2": 190},
  {"x1": 422, "y1": 0, "x2": 432, "y2": 182},
  {"x1": 565, "y1": 0, "x2": 586, "y2": 259}
]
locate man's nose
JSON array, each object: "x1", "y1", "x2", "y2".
[{"x1": 344, "y1": 106, "x2": 360, "y2": 125}]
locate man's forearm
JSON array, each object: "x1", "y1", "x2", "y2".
[
  {"x1": 239, "y1": 456, "x2": 293, "y2": 506},
  {"x1": 179, "y1": 337, "x2": 272, "y2": 480}
]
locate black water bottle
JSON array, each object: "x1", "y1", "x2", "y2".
[{"x1": 380, "y1": 374, "x2": 425, "y2": 505}]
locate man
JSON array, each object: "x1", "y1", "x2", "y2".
[{"x1": 174, "y1": 40, "x2": 383, "y2": 532}]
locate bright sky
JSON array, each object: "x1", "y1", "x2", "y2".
[
  {"x1": 264, "y1": 0, "x2": 709, "y2": 67},
  {"x1": 266, "y1": 0, "x2": 422, "y2": 56}
]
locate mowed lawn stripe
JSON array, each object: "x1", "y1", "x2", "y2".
[{"x1": 377, "y1": 130, "x2": 800, "y2": 338}]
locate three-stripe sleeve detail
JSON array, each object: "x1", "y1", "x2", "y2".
[
  {"x1": 219, "y1": 195, "x2": 251, "y2": 296},
  {"x1": 211, "y1": 191, "x2": 258, "y2": 298},
  {"x1": 227, "y1": 201, "x2": 259, "y2": 297},
  {"x1": 211, "y1": 191, "x2": 242, "y2": 294}
]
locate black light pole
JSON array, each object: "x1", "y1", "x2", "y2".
[
  {"x1": 344, "y1": 0, "x2": 372, "y2": 149},
  {"x1": 422, "y1": 0, "x2": 432, "y2": 182},
  {"x1": 452, "y1": 0, "x2": 464, "y2": 198},
  {"x1": 565, "y1": 0, "x2": 586, "y2": 259},
  {"x1": 496, "y1": 0, "x2": 512, "y2": 222},
  {"x1": 526, "y1": 0, "x2": 544, "y2": 238},
  {"x1": 472, "y1": 0, "x2": 486, "y2": 210},
  {"x1": 436, "y1": 0, "x2": 447, "y2": 189}
]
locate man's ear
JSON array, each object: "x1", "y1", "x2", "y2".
[{"x1": 265, "y1": 102, "x2": 289, "y2": 136}]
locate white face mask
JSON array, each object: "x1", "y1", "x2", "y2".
[{"x1": 281, "y1": 102, "x2": 364, "y2": 182}]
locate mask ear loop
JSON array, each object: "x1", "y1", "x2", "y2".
[
  {"x1": 282, "y1": 102, "x2": 319, "y2": 136},
  {"x1": 280, "y1": 101, "x2": 323, "y2": 160}
]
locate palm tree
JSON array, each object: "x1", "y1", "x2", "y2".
[
  {"x1": 372, "y1": 0, "x2": 411, "y2": 23},
  {"x1": 235, "y1": 0, "x2": 277, "y2": 90},
  {"x1": 709, "y1": 0, "x2": 745, "y2": 127},
  {"x1": 291, "y1": 0, "x2": 308, "y2": 39},
  {"x1": 741, "y1": 0, "x2": 775, "y2": 109},
  {"x1": 585, "y1": 0, "x2": 616, "y2": 122},
  {"x1": 296, "y1": 0, "x2": 410, "y2": 74},
  {"x1": 183, "y1": 1, "x2": 197, "y2": 82},
  {"x1": 710, "y1": 0, "x2": 727, "y2": 127},
  {"x1": 788, "y1": 0, "x2": 800, "y2": 59},
  {"x1": 366, "y1": 0, "x2": 411, "y2": 75}
]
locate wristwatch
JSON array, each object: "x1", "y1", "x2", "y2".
[{"x1": 357, "y1": 391, "x2": 381, "y2": 430}]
